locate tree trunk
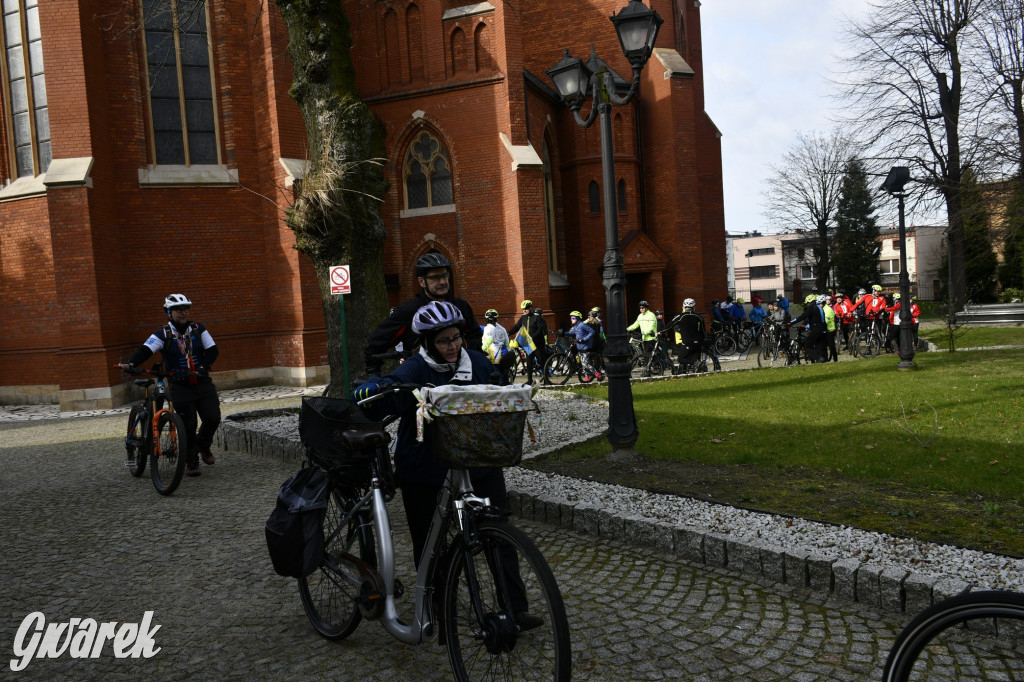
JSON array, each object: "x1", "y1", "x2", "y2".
[{"x1": 275, "y1": 0, "x2": 389, "y2": 395}]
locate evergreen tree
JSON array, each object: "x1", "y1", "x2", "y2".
[
  {"x1": 960, "y1": 168, "x2": 998, "y2": 302},
  {"x1": 832, "y1": 158, "x2": 881, "y2": 294}
]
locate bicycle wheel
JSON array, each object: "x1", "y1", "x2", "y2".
[
  {"x1": 883, "y1": 590, "x2": 1024, "y2": 682},
  {"x1": 756, "y1": 344, "x2": 776, "y2": 368},
  {"x1": 542, "y1": 352, "x2": 571, "y2": 386},
  {"x1": 150, "y1": 412, "x2": 187, "y2": 495},
  {"x1": 715, "y1": 334, "x2": 736, "y2": 356},
  {"x1": 866, "y1": 335, "x2": 882, "y2": 357},
  {"x1": 443, "y1": 521, "x2": 571, "y2": 682},
  {"x1": 298, "y1": 488, "x2": 376, "y2": 640},
  {"x1": 125, "y1": 405, "x2": 147, "y2": 477}
]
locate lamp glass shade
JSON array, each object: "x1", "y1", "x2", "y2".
[
  {"x1": 546, "y1": 51, "x2": 592, "y2": 107},
  {"x1": 610, "y1": 0, "x2": 663, "y2": 66}
]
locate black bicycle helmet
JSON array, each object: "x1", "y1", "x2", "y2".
[
  {"x1": 639, "y1": 300, "x2": 649, "y2": 307},
  {"x1": 484, "y1": 308, "x2": 499, "y2": 321},
  {"x1": 655, "y1": 309, "x2": 664, "y2": 315},
  {"x1": 411, "y1": 301, "x2": 464, "y2": 335},
  {"x1": 414, "y1": 252, "x2": 451, "y2": 277}
]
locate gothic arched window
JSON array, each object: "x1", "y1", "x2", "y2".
[{"x1": 403, "y1": 131, "x2": 453, "y2": 210}]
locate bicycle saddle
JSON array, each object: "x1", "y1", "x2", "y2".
[{"x1": 339, "y1": 430, "x2": 387, "y2": 452}]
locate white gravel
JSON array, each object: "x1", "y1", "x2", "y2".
[{"x1": 235, "y1": 388, "x2": 1024, "y2": 592}]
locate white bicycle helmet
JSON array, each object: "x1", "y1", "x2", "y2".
[
  {"x1": 683, "y1": 298, "x2": 696, "y2": 309},
  {"x1": 164, "y1": 293, "x2": 192, "y2": 311},
  {"x1": 817, "y1": 294, "x2": 828, "y2": 305},
  {"x1": 411, "y1": 300, "x2": 464, "y2": 335}
]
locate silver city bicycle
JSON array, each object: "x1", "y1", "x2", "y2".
[{"x1": 295, "y1": 385, "x2": 571, "y2": 681}]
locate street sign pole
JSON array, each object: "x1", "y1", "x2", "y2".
[{"x1": 329, "y1": 265, "x2": 353, "y2": 391}]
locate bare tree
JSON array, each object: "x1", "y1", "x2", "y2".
[
  {"x1": 763, "y1": 129, "x2": 854, "y2": 291},
  {"x1": 980, "y1": 0, "x2": 1024, "y2": 175},
  {"x1": 275, "y1": 0, "x2": 389, "y2": 395},
  {"x1": 837, "y1": 0, "x2": 988, "y2": 311}
]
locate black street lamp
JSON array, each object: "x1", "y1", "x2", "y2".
[
  {"x1": 546, "y1": 0, "x2": 662, "y2": 460},
  {"x1": 881, "y1": 166, "x2": 916, "y2": 370}
]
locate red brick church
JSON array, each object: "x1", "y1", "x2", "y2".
[{"x1": 0, "y1": 0, "x2": 726, "y2": 410}]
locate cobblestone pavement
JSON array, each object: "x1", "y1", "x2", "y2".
[{"x1": 2, "y1": 398, "x2": 1019, "y2": 680}]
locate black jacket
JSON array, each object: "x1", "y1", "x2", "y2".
[
  {"x1": 666, "y1": 311, "x2": 705, "y2": 345},
  {"x1": 507, "y1": 311, "x2": 548, "y2": 346},
  {"x1": 792, "y1": 303, "x2": 827, "y2": 331},
  {"x1": 364, "y1": 290, "x2": 481, "y2": 371}
]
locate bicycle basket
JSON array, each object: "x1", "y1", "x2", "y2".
[
  {"x1": 417, "y1": 385, "x2": 538, "y2": 469},
  {"x1": 299, "y1": 397, "x2": 383, "y2": 484}
]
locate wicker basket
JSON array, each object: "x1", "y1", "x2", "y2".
[
  {"x1": 299, "y1": 397, "x2": 383, "y2": 486},
  {"x1": 431, "y1": 410, "x2": 528, "y2": 469}
]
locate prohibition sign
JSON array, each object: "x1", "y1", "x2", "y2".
[{"x1": 329, "y1": 265, "x2": 351, "y2": 295}]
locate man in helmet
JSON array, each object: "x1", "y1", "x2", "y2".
[
  {"x1": 565, "y1": 311, "x2": 600, "y2": 381},
  {"x1": 664, "y1": 298, "x2": 706, "y2": 372},
  {"x1": 883, "y1": 292, "x2": 905, "y2": 353},
  {"x1": 710, "y1": 298, "x2": 726, "y2": 333},
  {"x1": 776, "y1": 293, "x2": 790, "y2": 316},
  {"x1": 363, "y1": 251, "x2": 482, "y2": 376},
  {"x1": 627, "y1": 300, "x2": 658, "y2": 361},
  {"x1": 584, "y1": 307, "x2": 606, "y2": 373},
  {"x1": 832, "y1": 290, "x2": 854, "y2": 351},
  {"x1": 481, "y1": 308, "x2": 515, "y2": 382},
  {"x1": 819, "y1": 294, "x2": 838, "y2": 362},
  {"x1": 119, "y1": 294, "x2": 221, "y2": 477},
  {"x1": 507, "y1": 299, "x2": 550, "y2": 382},
  {"x1": 853, "y1": 284, "x2": 887, "y2": 339},
  {"x1": 791, "y1": 293, "x2": 827, "y2": 363}
]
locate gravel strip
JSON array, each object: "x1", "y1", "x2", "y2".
[{"x1": 231, "y1": 387, "x2": 1024, "y2": 593}]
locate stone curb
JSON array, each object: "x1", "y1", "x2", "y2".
[{"x1": 218, "y1": 408, "x2": 972, "y2": 619}]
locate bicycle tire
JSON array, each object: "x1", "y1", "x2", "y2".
[
  {"x1": 151, "y1": 411, "x2": 187, "y2": 495},
  {"x1": 756, "y1": 344, "x2": 775, "y2": 368},
  {"x1": 443, "y1": 521, "x2": 572, "y2": 682},
  {"x1": 883, "y1": 590, "x2": 1024, "y2": 681},
  {"x1": 298, "y1": 488, "x2": 376, "y2": 640},
  {"x1": 542, "y1": 352, "x2": 571, "y2": 386},
  {"x1": 125, "y1": 405, "x2": 147, "y2": 477},
  {"x1": 715, "y1": 334, "x2": 736, "y2": 356},
  {"x1": 867, "y1": 335, "x2": 882, "y2": 357}
]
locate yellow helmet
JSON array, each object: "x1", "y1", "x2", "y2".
[
  {"x1": 804, "y1": 294, "x2": 817, "y2": 304},
  {"x1": 872, "y1": 284, "x2": 882, "y2": 292},
  {"x1": 569, "y1": 310, "x2": 583, "y2": 319},
  {"x1": 520, "y1": 299, "x2": 533, "y2": 309}
]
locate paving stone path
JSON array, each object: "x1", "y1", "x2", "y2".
[{"x1": 2, "y1": 398, "x2": 1019, "y2": 680}]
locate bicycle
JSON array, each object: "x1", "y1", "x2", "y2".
[
  {"x1": 121, "y1": 364, "x2": 189, "y2": 495},
  {"x1": 852, "y1": 317, "x2": 885, "y2": 358},
  {"x1": 295, "y1": 385, "x2": 572, "y2": 681},
  {"x1": 674, "y1": 336, "x2": 720, "y2": 374},
  {"x1": 543, "y1": 332, "x2": 596, "y2": 385},
  {"x1": 628, "y1": 332, "x2": 669, "y2": 378},
  {"x1": 882, "y1": 590, "x2": 1024, "y2": 681}
]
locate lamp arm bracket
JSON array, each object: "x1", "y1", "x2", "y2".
[
  {"x1": 606, "y1": 67, "x2": 642, "y2": 107},
  {"x1": 571, "y1": 84, "x2": 601, "y2": 128}
]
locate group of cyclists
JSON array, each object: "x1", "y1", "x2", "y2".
[{"x1": 708, "y1": 286, "x2": 922, "y2": 365}]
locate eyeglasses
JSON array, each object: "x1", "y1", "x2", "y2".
[
  {"x1": 424, "y1": 273, "x2": 449, "y2": 283},
  {"x1": 435, "y1": 334, "x2": 463, "y2": 347},
  {"x1": 170, "y1": 306, "x2": 191, "y2": 312}
]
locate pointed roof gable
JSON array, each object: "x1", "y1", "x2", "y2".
[{"x1": 620, "y1": 230, "x2": 670, "y2": 273}]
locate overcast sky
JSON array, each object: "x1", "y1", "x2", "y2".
[{"x1": 699, "y1": 0, "x2": 874, "y2": 234}]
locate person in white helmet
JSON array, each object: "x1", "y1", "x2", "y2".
[{"x1": 119, "y1": 293, "x2": 221, "y2": 477}]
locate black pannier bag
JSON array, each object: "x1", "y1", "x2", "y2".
[{"x1": 265, "y1": 466, "x2": 330, "y2": 579}]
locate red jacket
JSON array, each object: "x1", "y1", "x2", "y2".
[
  {"x1": 855, "y1": 293, "x2": 886, "y2": 319},
  {"x1": 885, "y1": 301, "x2": 900, "y2": 325},
  {"x1": 833, "y1": 298, "x2": 854, "y2": 322}
]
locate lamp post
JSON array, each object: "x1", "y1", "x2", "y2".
[
  {"x1": 546, "y1": 0, "x2": 662, "y2": 460},
  {"x1": 745, "y1": 250, "x2": 753, "y2": 301},
  {"x1": 881, "y1": 166, "x2": 916, "y2": 370}
]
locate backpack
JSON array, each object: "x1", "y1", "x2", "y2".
[{"x1": 264, "y1": 466, "x2": 330, "y2": 579}]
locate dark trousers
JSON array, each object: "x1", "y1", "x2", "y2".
[
  {"x1": 825, "y1": 330, "x2": 838, "y2": 362},
  {"x1": 400, "y1": 471, "x2": 529, "y2": 612},
  {"x1": 170, "y1": 381, "x2": 221, "y2": 461}
]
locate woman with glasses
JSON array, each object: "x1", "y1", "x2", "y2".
[{"x1": 352, "y1": 301, "x2": 512, "y2": 567}]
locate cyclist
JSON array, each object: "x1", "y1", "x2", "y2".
[
  {"x1": 508, "y1": 300, "x2": 549, "y2": 381},
  {"x1": 626, "y1": 300, "x2": 658, "y2": 360},
  {"x1": 710, "y1": 299, "x2": 726, "y2": 334},
  {"x1": 119, "y1": 293, "x2": 221, "y2": 477},
  {"x1": 584, "y1": 307, "x2": 606, "y2": 374},
  {"x1": 351, "y1": 301, "x2": 543, "y2": 631},
  {"x1": 363, "y1": 252, "x2": 482, "y2": 377},
  {"x1": 833, "y1": 290, "x2": 855, "y2": 350},
  {"x1": 854, "y1": 284, "x2": 887, "y2": 339},
  {"x1": 883, "y1": 292, "x2": 905, "y2": 353},
  {"x1": 481, "y1": 308, "x2": 515, "y2": 380},
  {"x1": 665, "y1": 298, "x2": 705, "y2": 372},
  {"x1": 728, "y1": 297, "x2": 747, "y2": 337},
  {"x1": 748, "y1": 298, "x2": 767, "y2": 345},
  {"x1": 909, "y1": 294, "x2": 922, "y2": 346},
  {"x1": 776, "y1": 293, "x2": 790, "y2": 316},
  {"x1": 791, "y1": 293, "x2": 827, "y2": 363},
  {"x1": 565, "y1": 311, "x2": 600, "y2": 381},
  {"x1": 820, "y1": 294, "x2": 838, "y2": 362}
]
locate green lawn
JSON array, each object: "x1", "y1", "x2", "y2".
[
  {"x1": 920, "y1": 325, "x2": 1024, "y2": 350},
  {"x1": 526, "y1": 349, "x2": 1024, "y2": 555}
]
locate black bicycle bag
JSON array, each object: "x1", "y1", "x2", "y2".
[{"x1": 265, "y1": 466, "x2": 330, "y2": 579}]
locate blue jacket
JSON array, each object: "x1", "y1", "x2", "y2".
[
  {"x1": 567, "y1": 320, "x2": 596, "y2": 351},
  {"x1": 729, "y1": 302, "x2": 746, "y2": 321},
  {"x1": 359, "y1": 349, "x2": 500, "y2": 486},
  {"x1": 777, "y1": 296, "x2": 790, "y2": 313},
  {"x1": 749, "y1": 305, "x2": 767, "y2": 324}
]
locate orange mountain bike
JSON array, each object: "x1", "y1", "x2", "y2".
[{"x1": 121, "y1": 364, "x2": 188, "y2": 495}]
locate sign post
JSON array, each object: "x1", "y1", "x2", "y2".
[{"x1": 329, "y1": 265, "x2": 352, "y2": 390}]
